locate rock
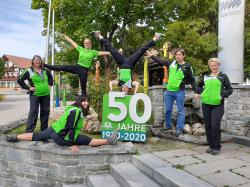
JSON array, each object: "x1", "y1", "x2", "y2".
[
  {"x1": 184, "y1": 124, "x2": 192, "y2": 134},
  {"x1": 193, "y1": 127, "x2": 206, "y2": 136},
  {"x1": 192, "y1": 123, "x2": 202, "y2": 129}
]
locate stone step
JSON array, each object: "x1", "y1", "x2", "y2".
[
  {"x1": 233, "y1": 135, "x2": 250, "y2": 147},
  {"x1": 87, "y1": 173, "x2": 121, "y2": 187},
  {"x1": 132, "y1": 153, "x2": 213, "y2": 187},
  {"x1": 111, "y1": 163, "x2": 161, "y2": 187},
  {"x1": 63, "y1": 184, "x2": 87, "y2": 187}
]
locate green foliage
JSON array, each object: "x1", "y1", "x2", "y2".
[
  {"x1": 87, "y1": 73, "x2": 109, "y2": 121},
  {"x1": 244, "y1": 0, "x2": 250, "y2": 79},
  {"x1": 66, "y1": 74, "x2": 79, "y2": 99},
  {"x1": 0, "y1": 95, "x2": 5, "y2": 102},
  {"x1": 173, "y1": 164, "x2": 185, "y2": 170},
  {"x1": 163, "y1": 0, "x2": 218, "y2": 75},
  {"x1": 0, "y1": 58, "x2": 5, "y2": 79}
]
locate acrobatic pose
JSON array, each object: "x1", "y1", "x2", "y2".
[
  {"x1": 43, "y1": 34, "x2": 110, "y2": 95},
  {"x1": 92, "y1": 31, "x2": 163, "y2": 94},
  {"x1": 109, "y1": 49, "x2": 140, "y2": 94},
  {"x1": 6, "y1": 95, "x2": 118, "y2": 153}
]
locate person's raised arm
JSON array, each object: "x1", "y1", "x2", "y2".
[
  {"x1": 97, "y1": 51, "x2": 111, "y2": 56},
  {"x1": 63, "y1": 34, "x2": 78, "y2": 49},
  {"x1": 146, "y1": 51, "x2": 170, "y2": 67}
]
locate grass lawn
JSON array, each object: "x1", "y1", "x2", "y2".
[{"x1": 0, "y1": 95, "x2": 5, "y2": 102}]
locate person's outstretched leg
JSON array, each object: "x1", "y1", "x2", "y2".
[
  {"x1": 6, "y1": 133, "x2": 33, "y2": 142},
  {"x1": 6, "y1": 128, "x2": 53, "y2": 142},
  {"x1": 126, "y1": 33, "x2": 163, "y2": 67},
  {"x1": 109, "y1": 80, "x2": 119, "y2": 91},
  {"x1": 132, "y1": 81, "x2": 139, "y2": 94},
  {"x1": 92, "y1": 31, "x2": 125, "y2": 66},
  {"x1": 44, "y1": 64, "x2": 79, "y2": 74}
]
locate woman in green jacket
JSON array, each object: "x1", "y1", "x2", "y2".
[
  {"x1": 17, "y1": 55, "x2": 53, "y2": 133},
  {"x1": 195, "y1": 58, "x2": 233, "y2": 155},
  {"x1": 6, "y1": 95, "x2": 118, "y2": 153}
]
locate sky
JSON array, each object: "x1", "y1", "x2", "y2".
[{"x1": 0, "y1": 0, "x2": 46, "y2": 59}]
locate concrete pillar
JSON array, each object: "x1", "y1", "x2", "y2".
[{"x1": 218, "y1": 0, "x2": 245, "y2": 83}]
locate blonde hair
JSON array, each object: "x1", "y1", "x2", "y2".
[{"x1": 208, "y1": 58, "x2": 220, "y2": 66}]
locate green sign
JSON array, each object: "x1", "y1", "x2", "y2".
[{"x1": 102, "y1": 92, "x2": 152, "y2": 142}]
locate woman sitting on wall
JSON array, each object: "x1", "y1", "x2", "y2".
[{"x1": 6, "y1": 95, "x2": 118, "y2": 153}]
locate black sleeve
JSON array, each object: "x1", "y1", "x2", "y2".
[
  {"x1": 65, "y1": 110, "x2": 77, "y2": 142},
  {"x1": 46, "y1": 70, "x2": 54, "y2": 86},
  {"x1": 221, "y1": 74, "x2": 233, "y2": 98},
  {"x1": 196, "y1": 76, "x2": 204, "y2": 94},
  {"x1": 184, "y1": 66, "x2": 197, "y2": 92},
  {"x1": 151, "y1": 56, "x2": 170, "y2": 68},
  {"x1": 17, "y1": 70, "x2": 30, "y2": 90}
]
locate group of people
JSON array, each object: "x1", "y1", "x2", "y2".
[
  {"x1": 147, "y1": 50, "x2": 233, "y2": 155},
  {"x1": 7, "y1": 31, "x2": 233, "y2": 155}
]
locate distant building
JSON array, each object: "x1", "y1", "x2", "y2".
[{"x1": 0, "y1": 55, "x2": 31, "y2": 88}]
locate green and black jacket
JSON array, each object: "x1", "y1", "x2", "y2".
[
  {"x1": 17, "y1": 67, "x2": 53, "y2": 96},
  {"x1": 196, "y1": 72, "x2": 233, "y2": 105},
  {"x1": 51, "y1": 106, "x2": 84, "y2": 143},
  {"x1": 151, "y1": 57, "x2": 196, "y2": 92}
]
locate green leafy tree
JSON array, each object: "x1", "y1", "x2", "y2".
[
  {"x1": 244, "y1": 0, "x2": 250, "y2": 79},
  {"x1": 0, "y1": 58, "x2": 5, "y2": 79},
  {"x1": 162, "y1": 0, "x2": 219, "y2": 75}
]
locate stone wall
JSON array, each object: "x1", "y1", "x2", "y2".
[
  {"x1": 149, "y1": 85, "x2": 250, "y2": 136},
  {"x1": 0, "y1": 137, "x2": 135, "y2": 186}
]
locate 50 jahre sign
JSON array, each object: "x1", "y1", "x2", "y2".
[{"x1": 102, "y1": 92, "x2": 152, "y2": 142}]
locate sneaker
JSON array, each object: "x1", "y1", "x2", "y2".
[
  {"x1": 107, "y1": 130, "x2": 119, "y2": 145},
  {"x1": 6, "y1": 134, "x2": 18, "y2": 142},
  {"x1": 211, "y1": 149, "x2": 220, "y2": 155},
  {"x1": 206, "y1": 147, "x2": 213, "y2": 153},
  {"x1": 175, "y1": 130, "x2": 183, "y2": 137},
  {"x1": 90, "y1": 30, "x2": 102, "y2": 38},
  {"x1": 153, "y1": 32, "x2": 165, "y2": 41}
]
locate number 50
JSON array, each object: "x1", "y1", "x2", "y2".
[{"x1": 107, "y1": 92, "x2": 152, "y2": 124}]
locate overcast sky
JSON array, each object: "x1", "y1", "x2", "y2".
[{"x1": 0, "y1": 0, "x2": 46, "y2": 59}]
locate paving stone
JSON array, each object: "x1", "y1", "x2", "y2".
[
  {"x1": 154, "y1": 166, "x2": 213, "y2": 187},
  {"x1": 233, "y1": 136, "x2": 250, "y2": 147},
  {"x1": 192, "y1": 143, "x2": 250, "y2": 154},
  {"x1": 233, "y1": 166, "x2": 250, "y2": 179},
  {"x1": 222, "y1": 143, "x2": 250, "y2": 153},
  {"x1": 201, "y1": 171, "x2": 250, "y2": 187},
  {"x1": 194, "y1": 149, "x2": 248, "y2": 162},
  {"x1": 191, "y1": 145, "x2": 210, "y2": 153},
  {"x1": 165, "y1": 155, "x2": 203, "y2": 166},
  {"x1": 237, "y1": 154, "x2": 250, "y2": 163},
  {"x1": 185, "y1": 158, "x2": 249, "y2": 177},
  {"x1": 235, "y1": 182, "x2": 250, "y2": 187},
  {"x1": 63, "y1": 184, "x2": 87, "y2": 187},
  {"x1": 153, "y1": 149, "x2": 199, "y2": 160}
]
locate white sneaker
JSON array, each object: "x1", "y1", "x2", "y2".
[
  {"x1": 153, "y1": 32, "x2": 165, "y2": 41},
  {"x1": 91, "y1": 30, "x2": 101, "y2": 38}
]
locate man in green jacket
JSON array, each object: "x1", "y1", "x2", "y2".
[{"x1": 147, "y1": 48, "x2": 197, "y2": 136}]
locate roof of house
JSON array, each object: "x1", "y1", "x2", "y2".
[{"x1": 2, "y1": 54, "x2": 32, "y2": 69}]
